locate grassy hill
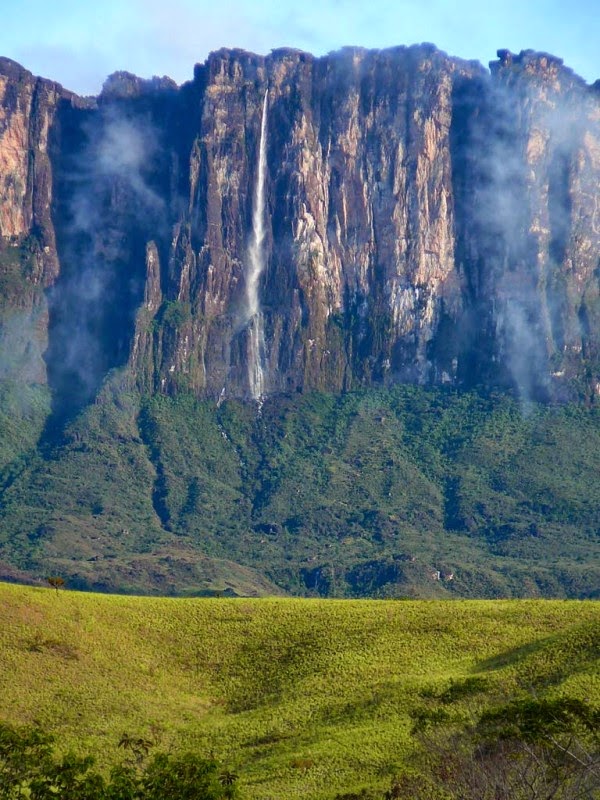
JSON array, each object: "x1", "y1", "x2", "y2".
[
  {"x1": 0, "y1": 584, "x2": 598, "y2": 798},
  {"x1": 0, "y1": 378, "x2": 599, "y2": 598}
]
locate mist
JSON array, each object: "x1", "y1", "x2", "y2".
[
  {"x1": 45, "y1": 100, "x2": 166, "y2": 424},
  {"x1": 459, "y1": 51, "x2": 595, "y2": 407}
]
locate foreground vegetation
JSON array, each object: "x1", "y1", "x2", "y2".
[
  {"x1": 0, "y1": 584, "x2": 598, "y2": 798},
  {"x1": 0, "y1": 724, "x2": 240, "y2": 799}
]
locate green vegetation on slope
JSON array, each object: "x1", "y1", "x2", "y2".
[
  {"x1": 0, "y1": 381, "x2": 50, "y2": 474},
  {"x1": 0, "y1": 238, "x2": 47, "y2": 388},
  {"x1": 0, "y1": 378, "x2": 599, "y2": 597},
  {"x1": 0, "y1": 722, "x2": 240, "y2": 800},
  {"x1": 0, "y1": 585, "x2": 598, "y2": 798},
  {"x1": 0, "y1": 377, "x2": 280, "y2": 596}
]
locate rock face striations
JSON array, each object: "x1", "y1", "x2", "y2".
[{"x1": 1, "y1": 47, "x2": 599, "y2": 409}]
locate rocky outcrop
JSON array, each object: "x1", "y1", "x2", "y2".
[
  {"x1": 137, "y1": 46, "x2": 486, "y2": 399},
  {"x1": 0, "y1": 47, "x2": 599, "y2": 407},
  {"x1": 0, "y1": 58, "x2": 83, "y2": 384}
]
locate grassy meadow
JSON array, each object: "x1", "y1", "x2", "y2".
[{"x1": 0, "y1": 582, "x2": 598, "y2": 798}]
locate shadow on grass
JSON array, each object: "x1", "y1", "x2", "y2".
[{"x1": 472, "y1": 621, "x2": 599, "y2": 687}]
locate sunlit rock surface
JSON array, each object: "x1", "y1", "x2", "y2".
[{"x1": 0, "y1": 47, "x2": 599, "y2": 406}]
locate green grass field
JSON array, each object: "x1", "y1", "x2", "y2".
[{"x1": 0, "y1": 583, "x2": 598, "y2": 798}]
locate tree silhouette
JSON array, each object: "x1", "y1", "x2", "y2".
[
  {"x1": 118, "y1": 732, "x2": 153, "y2": 765},
  {"x1": 46, "y1": 576, "x2": 65, "y2": 593}
]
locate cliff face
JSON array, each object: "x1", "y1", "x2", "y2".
[
  {"x1": 0, "y1": 58, "x2": 70, "y2": 384},
  {"x1": 1, "y1": 47, "x2": 599, "y2": 408},
  {"x1": 453, "y1": 50, "x2": 600, "y2": 403}
]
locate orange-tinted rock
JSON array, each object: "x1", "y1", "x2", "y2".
[{"x1": 0, "y1": 47, "x2": 598, "y2": 405}]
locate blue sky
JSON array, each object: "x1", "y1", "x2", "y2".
[{"x1": 1, "y1": 0, "x2": 598, "y2": 95}]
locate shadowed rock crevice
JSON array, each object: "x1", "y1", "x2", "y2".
[{"x1": 43, "y1": 81, "x2": 182, "y2": 433}]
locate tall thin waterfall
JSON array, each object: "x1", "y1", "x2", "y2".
[{"x1": 246, "y1": 90, "x2": 269, "y2": 400}]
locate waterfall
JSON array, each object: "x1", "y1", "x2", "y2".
[{"x1": 246, "y1": 90, "x2": 269, "y2": 400}]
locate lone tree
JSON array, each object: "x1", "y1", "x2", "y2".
[{"x1": 46, "y1": 576, "x2": 65, "y2": 593}]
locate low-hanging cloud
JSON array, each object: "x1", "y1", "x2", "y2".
[
  {"x1": 464, "y1": 55, "x2": 594, "y2": 407},
  {"x1": 46, "y1": 102, "x2": 165, "y2": 419}
]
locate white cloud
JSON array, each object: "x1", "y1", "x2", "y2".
[{"x1": 0, "y1": 0, "x2": 597, "y2": 94}]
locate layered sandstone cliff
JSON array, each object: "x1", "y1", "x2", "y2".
[{"x1": 0, "y1": 47, "x2": 598, "y2": 408}]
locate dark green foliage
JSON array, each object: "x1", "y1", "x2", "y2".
[
  {"x1": 132, "y1": 387, "x2": 600, "y2": 597},
  {"x1": 0, "y1": 240, "x2": 46, "y2": 387},
  {"x1": 478, "y1": 696, "x2": 600, "y2": 744},
  {"x1": 0, "y1": 382, "x2": 49, "y2": 474},
  {"x1": 139, "y1": 753, "x2": 238, "y2": 800},
  {"x1": 0, "y1": 379, "x2": 599, "y2": 597},
  {"x1": 402, "y1": 695, "x2": 600, "y2": 800},
  {"x1": 0, "y1": 236, "x2": 40, "y2": 299},
  {"x1": 0, "y1": 723, "x2": 103, "y2": 800},
  {"x1": 156, "y1": 300, "x2": 192, "y2": 329},
  {"x1": 0, "y1": 722, "x2": 239, "y2": 800}
]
